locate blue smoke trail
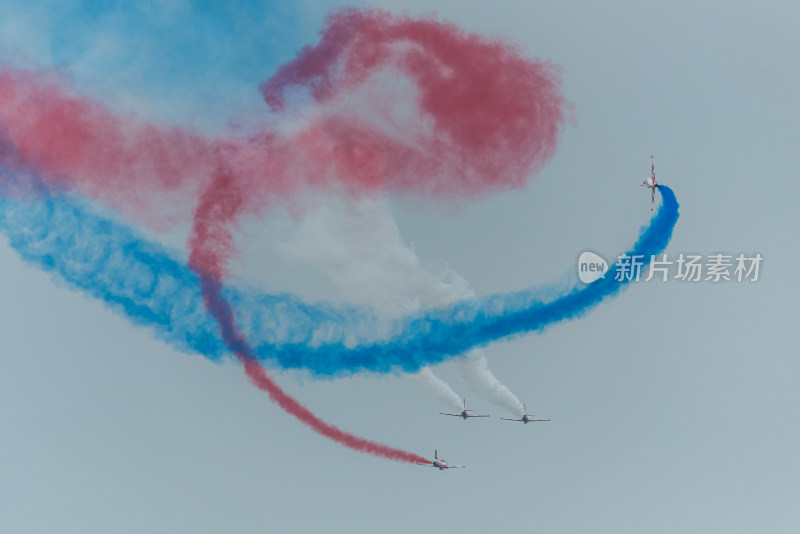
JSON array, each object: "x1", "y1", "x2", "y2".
[
  {"x1": 0, "y1": 1, "x2": 307, "y2": 128},
  {"x1": 251, "y1": 185, "x2": 679, "y2": 373},
  {"x1": 0, "y1": 163, "x2": 678, "y2": 376},
  {"x1": 0, "y1": 164, "x2": 379, "y2": 363}
]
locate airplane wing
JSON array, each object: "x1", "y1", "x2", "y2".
[
  {"x1": 469, "y1": 415, "x2": 491, "y2": 418},
  {"x1": 439, "y1": 413, "x2": 462, "y2": 417},
  {"x1": 530, "y1": 419, "x2": 551, "y2": 422},
  {"x1": 416, "y1": 462, "x2": 465, "y2": 469},
  {"x1": 499, "y1": 417, "x2": 523, "y2": 422}
]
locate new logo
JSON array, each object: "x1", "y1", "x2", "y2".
[{"x1": 577, "y1": 251, "x2": 608, "y2": 284}]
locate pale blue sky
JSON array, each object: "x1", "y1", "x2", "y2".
[{"x1": 1, "y1": 1, "x2": 798, "y2": 533}]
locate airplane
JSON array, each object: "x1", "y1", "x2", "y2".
[
  {"x1": 500, "y1": 404, "x2": 550, "y2": 424},
  {"x1": 640, "y1": 155, "x2": 659, "y2": 210},
  {"x1": 440, "y1": 398, "x2": 490, "y2": 420},
  {"x1": 418, "y1": 450, "x2": 466, "y2": 470}
]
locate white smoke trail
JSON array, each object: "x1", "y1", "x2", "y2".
[
  {"x1": 273, "y1": 197, "x2": 472, "y2": 315},
  {"x1": 457, "y1": 351, "x2": 524, "y2": 416},
  {"x1": 411, "y1": 367, "x2": 464, "y2": 413},
  {"x1": 274, "y1": 197, "x2": 466, "y2": 410},
  {"x1": 274, "y1": 195, "x2": 523, "y2": 415}
]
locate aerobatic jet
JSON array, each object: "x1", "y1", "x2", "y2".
[
  {"x1": 500, "y1": 404, "x2": 550, "y2": 424},
  {"x1": 440, "y1": 398, "x2": 490, "y2": 420},
  {"x1": 640, "y1": 155, "x2": 659, "y2": 210},
  {"x1": 418, "y1": 450, "x2": 466, "y2": 470}
]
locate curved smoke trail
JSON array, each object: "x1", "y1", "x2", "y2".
[
  {"x1": 0, "y1": 168, "x2": 679, "y2": 374},
  {"x1": 185, "y1": 160, "x2": 428, "y2": 464},
  {"x1": 197, "y1": 272, "x2": 428, "y2": 465},
  {"x1": 249, "y1": 185, "x2": 680, "y2": 373}
]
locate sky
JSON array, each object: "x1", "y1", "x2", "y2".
[{"x1": 1, "y1": 1, "x2": 798, "y2": 533}]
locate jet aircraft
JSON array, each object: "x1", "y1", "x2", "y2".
[
  {"x1": 500, "y1": 404, "x2": 550, "y2": 424},
  {"x1": 418, "y1": 450, "x2": 466, "y2": 470},
  {"x1": 641, "y1": 155, "x2": 659, "y2": 210},
  {"x1": 440, "y1": 398, "x2": 490, "y2": 420}
]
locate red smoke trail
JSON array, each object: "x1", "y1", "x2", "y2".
[
  {"x1": 189, "y1": 163, "x2": 427, "y2": 464},
  {"x1": 197, "y1": 273, "x2": 428, "y2": 464},
  {"x1": 0, "y1": 70, "x2": 215, "y2": 225},
  {"x1": 260, "y1": 7, "x2": 566, "y2": 197},
  {"x1": 1, "y1": 8, "x2": 566, "y2": 226}
]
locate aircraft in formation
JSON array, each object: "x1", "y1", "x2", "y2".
[
  {"x1": 439, "y1": 398, "x2": 490, "y2": 420},
  {"x1": 439, "y1": 399, "x2": 550, "y2": 425},
  {"x1": 430, "y1": 402, "x2": 550, "y2": 471},
  {"x1": 641, "y1": 155, "x2": 659, "y2": 210}
]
